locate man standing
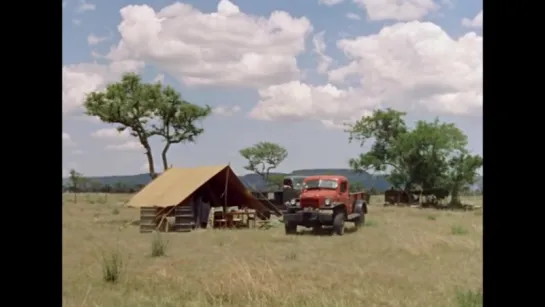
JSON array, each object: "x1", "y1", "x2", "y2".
[{"x1": 199, "y1": 194, "x2": 211, "y2": 228}]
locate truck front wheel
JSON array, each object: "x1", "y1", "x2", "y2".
[
  {"x1": 285, "y1": 222, "x2": 297, "y2": 235},
  {"x1": 332, "y1": 212, "x2": 345, "y2": 235}
]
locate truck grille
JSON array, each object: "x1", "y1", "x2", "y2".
[{"x1": 301, "y1": 199, "x2": 319, "y2": 207}]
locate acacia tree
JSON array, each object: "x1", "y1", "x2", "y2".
[
  {"x1": 151, "y1": 86, "x2": 211, "y2": 171},
  {"x1": 68, "y1": 169, "x2": 84, "y2": 202},
  {"x1": 346, "y1": 108, "x2": 482, "y2": 197},
  {"x1": 240, "y1": 142, "x2": 288, "y2": 182},
  {"x1": 266, "y1": 173, "x2": 285, "y2": 189},
  {"x1": 84, "y1": 73, "x2": 211, "y2": 178},
  {"x1": 84, "y1": 73, "x2": 160, "y2": 178}
]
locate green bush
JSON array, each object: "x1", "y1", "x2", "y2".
[
  {"x1": 455, "y1": 288, "x2": 482, "y2": 307},
  {"x1": 151, "y1": 232, "x2": 167, "y2": 257},
  {"x1": 451, "y1": 225, "x2": 469, "y2": 235},
  {"x1": 101, "y1": 249, "x2": 123, "y2": 283}
]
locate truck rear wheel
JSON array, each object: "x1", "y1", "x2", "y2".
[
  {"x1": 354, "y1": 213, "x2": 365, "y2": 229},
  {"x1": 333, "y1": 212, "x2": 345, "y2": 235},
  {"x1": 285, "y1": 222, "x2": 297, "y2": 235}
]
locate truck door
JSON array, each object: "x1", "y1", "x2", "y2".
[{"x1": 338, "y1": 180, "x2": 350, "y2": 213}]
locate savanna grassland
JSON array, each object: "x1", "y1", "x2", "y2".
[{"x1": 62, "y1": 194, "x2": 482, "y2": 307}]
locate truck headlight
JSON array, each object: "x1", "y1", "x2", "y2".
[
  {"x1": 290, "y1": 198, "x2": 297, "y2": 205},
  {"x1": 324, "y1": 198, "x2": 332, "y2": 206}
]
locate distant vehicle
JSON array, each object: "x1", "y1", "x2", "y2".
[
  {"x1": 251, "y1": 175, "x2": 307, "y2": 214},
  {"x1": 384, "y1": 187, "x2": 449, "y2": 207},
  {"x1": 283, "y1": 175, "x2": 369, "y2": 235}
]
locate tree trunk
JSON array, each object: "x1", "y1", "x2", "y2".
[
  {"x1": 161, "y1": 142, "x2": 171, "y2": 172},
  {"x1": 450, "y1": 183, "x2": 461, "y2": 206},
  {"x1": 143, "y1": 143, "x2": 157, "y2": 179}
]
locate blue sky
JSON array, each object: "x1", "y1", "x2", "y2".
[{"x1": 62, "y1": 0, "x2": 482, "y2": 177}]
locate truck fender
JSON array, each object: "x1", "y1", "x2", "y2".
[
  {"x1": 354, "y1": 199, "x2": 368, "y2": 214},
  {"x1": 331, "y1": 202, "x2": 347, "y2": 215}
]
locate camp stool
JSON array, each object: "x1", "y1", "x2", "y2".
[{"x1": 213, "y1": 211, "x2": 228, "y2": 228}]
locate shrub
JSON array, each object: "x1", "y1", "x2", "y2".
[
  {"x1": 151, "y1": 232, "x2": 167, "y2": 257},
  {"x1": 101, "y1": 249, "x2": 123, "y2": 283},
  {"x1": 455, "y1": 288, "x2": 482, "y2": 307},
  {"x1": 451, "y1": 225, "x2": 469, "y2": 235},
  {"x1": 364, "y1": 219, "x2": 378, "y2": 227}
]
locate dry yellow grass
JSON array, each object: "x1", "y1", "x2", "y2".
[{"x1": 62, "y1": 194, "x2": 482, "y2": 307}]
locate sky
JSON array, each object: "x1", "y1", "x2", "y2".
[{"x1": 62, "y1": 0, "x2": 483, "y2": 177}]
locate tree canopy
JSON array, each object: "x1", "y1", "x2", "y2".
[
  {"x1": 84, "y1": 73, "x2": 211, "y2": 178},
  {"x1": 150, "y1": 85, "x2": 211, "y2": 170},
  {"x1": 346, "y1": 108, "x2": 482, "y2": 203},
  {"x1": 239, "y1": 142, "x2": 288, "y2": 181}
]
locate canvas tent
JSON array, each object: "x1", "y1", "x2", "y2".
[{"x1": 125, "y1": 164, "x2": 282, "y2": 216}]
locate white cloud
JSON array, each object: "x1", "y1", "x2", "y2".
[
  {"x1": 72, "y1": 19, "x2": 81, "y2": 26},
  {"x1": 91, "y1": 128, "x2": 131, "y2": 139},
  {"x1": 213, "y1": 105, "x2": 241, "y2": 116},
  {"x1": 319, "y1": 0, "x2": 345, "y2": 5},
  {"x1": 76, "y1": 0, "x2": 95, "y2": 13},
  {"x1": 106, "y1": 141, "x2": 143, "y2": 152},
  {"x1": 63, "y1": 132, "x2": 75, "y2": 146},
  {"x1": 74, "y1": 114, "x2": 101, "y2": 124},
  {"x1": 62, "y1": 61, "x2": 145, "y2": 116},
  {"x1": 62, "y1": 132, "x2": 76, "y2": 146},
  {"x1": 462, "y1": 10, "x2": 482, "y2": 29},
  {"x1": 250, "y1": 21, "x2": 482, "y2": 126},
  {"x1": 72, "y1": 149, "x2": 84, "y2": 155},
  {"x1": 312, "y1": 32, "x2": 333, "y2": 74},
  {"x1": 87, "y1": 33, "x2": 109, "y2": 46},
  {"x1": 152, "y1": 74, "x2": 165, "y2": 83},
  {"x1": 249, "y1": 81, "x2": 369, "y2": 129},
  {"x1": 106, "y1": 0, "x2": 312, "y2": 88},
  {"x1": 63, "y1": 1, "x2": 67, "y2": 8},
  {"x1": 353, "y1": 0, "x2": 439, "y2": 21},
  {"x1": 140, "y1": 161, "x2": 161, "y2": 171},
  {"x1": 345, "y1": 13, "x2": 362, "y2": 20}
]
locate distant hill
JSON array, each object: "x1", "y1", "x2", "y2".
[
  {"x1": 62, "y1": 169, "x2": 392, "y2": 191},
  {"x1": 238, "y1": 169, "x2": 392, "y2": 191},
  {"x1": 62, "y1": 168, "x2": 483, "y2": 192}
]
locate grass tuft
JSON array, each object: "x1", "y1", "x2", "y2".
[
  {"x1": 151, "y1": 232, "x2": 167, "y2": 257},
  {"x1": 101, "y1": 249, "x2": 123, "y2": 283},
  {"x1": 451, "y1": 225, "x2": 469, "y2": 235},
  {"x1": 364, "y1": 219, "x2": 378, "y2": 227},
  {"x1": 455, "y1": 288, "x2": 482, "y2": 307}
]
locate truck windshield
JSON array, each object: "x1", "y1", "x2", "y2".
[
  {"x1": 291, "y1": 178, "x2": 305, "y2": 189},
  {"x1": 304, "y1": 179, "x2": 338, "y2": 190}
]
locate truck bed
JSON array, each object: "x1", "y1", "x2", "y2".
[{"x1": 349, "y1": 191, "x2": 370, "y2": 203}]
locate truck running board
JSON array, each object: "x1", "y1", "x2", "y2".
[{"x1": 346, "y1": 213, "x2": 361, "y2": 222}]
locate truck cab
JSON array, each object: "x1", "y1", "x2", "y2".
[{"x1": 283, "y1": 175, "x2": 369, "y2": 235}]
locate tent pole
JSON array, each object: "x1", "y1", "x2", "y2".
[{"x1": 223, "y1": 163, "x2": 230, "y2": 214}]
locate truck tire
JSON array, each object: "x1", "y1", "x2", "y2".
[
  {"x1": 332, "y1": 211, "x2": 345, "y2": 235},
  {"x1": 285, "y1": 222, "x2": 297, "y2": 235},
  {"x1": 353, "y1": 201, "x2": 366, "y2": 229},
  {"x1": 354, "y1": 213, "x2": 365, "y2": 229}
]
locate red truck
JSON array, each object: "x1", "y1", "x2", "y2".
[{"x1": 283, "y1": 175, "x2": 370, "y2": 235}]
